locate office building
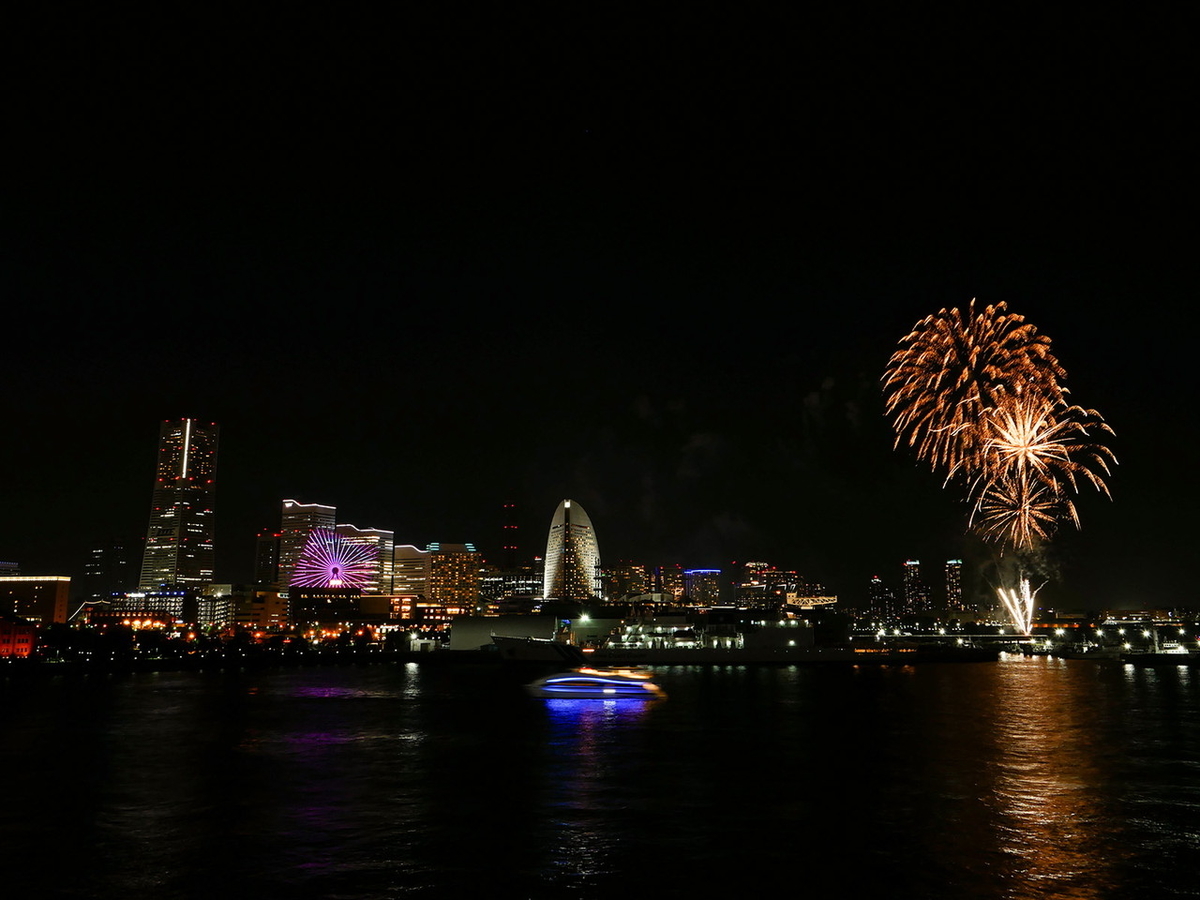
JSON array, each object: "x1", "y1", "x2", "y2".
[
  {"x1": 869, "y1": 575, "x2": 896, "y2": 620},
  {"x1": 604, "y1": 561, "x2": 649, "y2": 602},
  {"x1": 427, "y1": 543, "x2": 480, "y2": 616},
  {"x1": 83, "y1": 541, "x2": 133, "y2": 601},
  {"x1": 392, "y1": 544, "x2": 431, "y2": 596},
  {"x1": 945, "y1": 559, "x2": 964, "y2": 611},
  {"x1": 684, "y1": 569, "x2": 722, "y2": 606},
  {"x1": 0, "y1": 576, "x2": 71, "y2": 624},
  {"x1": 254, "y1": 531, "x2": 282, "y2": 588},
  {"x1": 903, "y1": 559, "x2": 930, "y2": 614},
  {"x1": 543, "y1": 499, "x2": 601, "y2": 602},
  {"x1": 139, "y1": 419, "x2": 219, "y2": 590}
]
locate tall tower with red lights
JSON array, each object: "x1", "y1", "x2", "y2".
[{"x1": 139, "y1": 418, "x2": 219, "y2": 589}]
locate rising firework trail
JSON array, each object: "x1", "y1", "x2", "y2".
[
  {"x1": 291, "y1": 528, "x2": 378, "y2": 589},
  {"x1": 996, "y1": 578, "x2": 1039, "y2": 636}
]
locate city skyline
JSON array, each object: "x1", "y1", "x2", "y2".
[{"x1": 6, "y1": 10, "x2": 1194, "y2": 611}]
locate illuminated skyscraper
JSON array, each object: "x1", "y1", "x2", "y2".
[
  {"x1": 902, "y1": 559, "x2": 930, "y2": 614},
  {"x1": 139, "y1": 419, "x2": 219, "y2": 589},
  {"x1": 683, "y1": 569, "x2": 721, "y2": 606},
  {"x1": 543, "y1": 499, "x2": 601, "y2": 601},
  {"x1": 869, "y1": 575, "x2": 896, "y2": 620},
  {"x1": 427, "y1": 543, "x2": 480, "y2": 615},
  {"x1": 945, "y1": 559, "x2": 964, "y2": 611},
  {"x1": 278, "y1": 500, "x2": 336, "y2": 590}
]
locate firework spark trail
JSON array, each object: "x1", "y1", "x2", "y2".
[{"x1": 291, "y1": 527, "x2": 378, "y2": 589}]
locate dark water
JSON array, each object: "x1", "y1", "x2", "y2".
[{"x1": 3, "y1": 657, "x2": 1198, "y2": 898}]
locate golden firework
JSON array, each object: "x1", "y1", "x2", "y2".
[
  {"x1": 968, "y1": 395, "x2": 1116, "y2": 505},
  {"x1": 970, "y1": 478, "x2": 1068, "y2": 549},
  {"x1": 883, "y1": 299, "x2": 1066, "y2": 477}
]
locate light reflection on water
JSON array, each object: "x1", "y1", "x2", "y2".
[
  {"x1": 986, "y1": 657, "x2": 1131, "y2": 899},
  {"x1": 2, "y1": 659, "x2": 1198, "y2": 898}
]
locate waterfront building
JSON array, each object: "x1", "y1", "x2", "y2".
[
  {"x1": 903, "y1": 559, "x2": 931, "y2": 614},
  {"x1": 108, "y1": 587, "x2": 198, "y2": 624},
  {"x1": 604, "y1": 561, "x2": 649, "y2": 602},
  {"x1": 278, "y1": 500, "x2": 336, "y2": 590},
  {"x1": 289, "y1": 586, "x2": 364, "y2": 630},
  {"x1": 197, "y1": 584, "x2": 235, "y2": 627},
  {"x1": 869, "y1": 575, "x2": 896, "y2": 620},
  {"x1": 658, "y1": 565, "x2": 686, "y2": 603},
  {"x1": 734, "y1": 562, "x2": 808, "y2": 608},
  {"x1": 479, "y1": 563, "x2": 543, "y2": 609},
  {"x1": 139, "y1": 419, "x2": 219, "y2": 590},
  {"x1": 684, "y1": 569, "x2": 722, "y2": 606},
  {"x1": 542, "y1": 500, "x2": 602, "y2": 602},
  {"x1": 392, "y1": 544, "x2": 431, "y2": 595},
  {"x1": 0, "y1": 617, "x2": 36, "y2": 657},
  {"x1": 254, "y1": 531, "x2": 283, "y2": 588},
  {"x1": 232, "y1": 587, "x2": 289, "y2": 629},
  {"x1": 427, "y1": 543, "x2": 481, "y2": 615},
  {"x1": 0, "y1": 576, "x2": 71, "y2": 624},
  {"x1": 82, "y1": 541, "x2": 133, "y2": 601},
  {"x1": 945, "y1": 559, "x2": 964, "y2": 611}
]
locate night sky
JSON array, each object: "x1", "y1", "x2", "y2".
[{"x1": 5, "y1": 9, "x2": 1194, "y2": 609}]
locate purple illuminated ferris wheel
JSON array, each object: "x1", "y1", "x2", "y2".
[{"x1": 291, "y1": 528, "x2": 378, "y2": 589}]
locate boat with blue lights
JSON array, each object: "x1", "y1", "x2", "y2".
[{"x1": 526, "y1": 666, "x2": 666, "y2": 699}]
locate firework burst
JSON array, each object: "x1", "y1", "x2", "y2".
[
  {"x1": 883, "y1": 299, "x2": 1066, "y2": 478},
  {"x1": 966, "y1": 397, "x2": 1115, "y2": 549},
  {"x1": 971, "y1": 478, "x2": 1070, "y2": 550},
  {"x1": 291, "y1": 528, "x2": 378, "y2": 589}
]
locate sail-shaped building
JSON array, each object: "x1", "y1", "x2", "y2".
[{"x1": 542, "y1": 499, "x2": 601, "y2": 602}]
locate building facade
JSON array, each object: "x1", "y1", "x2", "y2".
[
  {"x1": 542, "y1": 499, "x2": 601, "y2": 602},
  {"x1": 945, "y1": 559, "x2": 964, "y2": 612},
  {"x1": 139, "y1": 419, "x2": 219, "y2": 590},
  {"x1": 427, "y1": 543, "x2": 480, "y2": 616},
  {"x1": 83, "y1": 541, "x2": 133, "y2": 601},
  {"x1": 683, "y1": 569, "x2": 722, "y2": 606},
  {"x1": 392, "y1": 544, "x2": 431, "y2": 596},
  {"x1": 902, "y1": 559, "x2": 931, "y2": 615},
  {"x1": 0, "y1": 576, "x2": 71, "y2": 624}
]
